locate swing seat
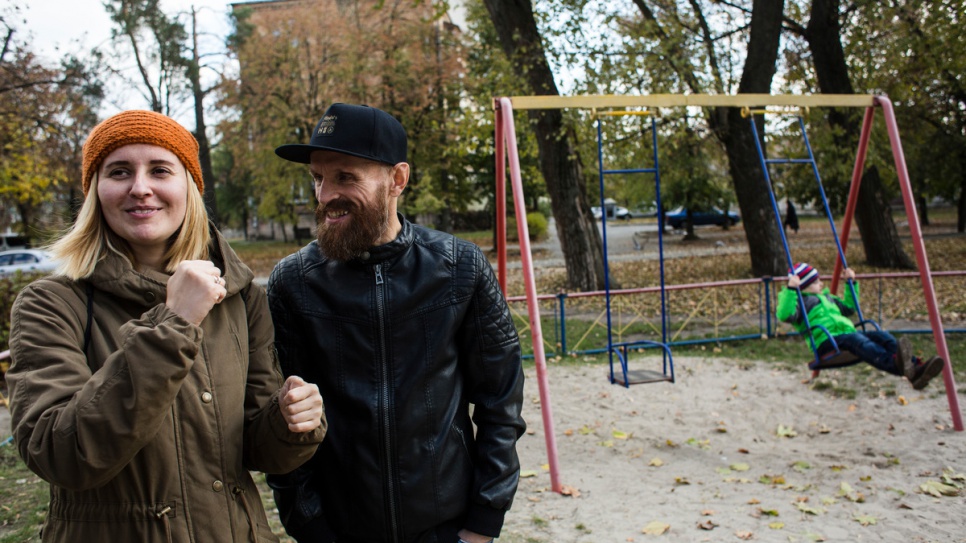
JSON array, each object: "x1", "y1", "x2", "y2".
[
  {"x1": 809, "y1": 349, "x2": 859, "y2": 370},
  {"x1": 608, "y1": 340, "x2": 674, "y2": 387}
]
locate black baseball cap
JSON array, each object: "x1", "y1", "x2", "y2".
[{"x1": 275, "y1": 103, "x2": 407, "y2": 165}]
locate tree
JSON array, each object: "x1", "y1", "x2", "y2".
[
  {"x1": 792, "y1": 0, "x2": 915, "y2": 268},
  {"x1": 0, "y1": 5, "x2": 103, "y2": 239},
  {"x1": 220, "y1": 0, "x2": 466, "y2": 239},
  {"x1": 482, "y1": 0, "x2": 607, "y2": 291},
  {"x1": 105, "y1": 0, "x2": 188, "y2": 116},
  {"x1": 623, "y1": 0, "x2": 789, "y2": 276}
]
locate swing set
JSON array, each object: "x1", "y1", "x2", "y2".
[{"x1": 492, "y1": 94, "x2": 963, "y2": 493}]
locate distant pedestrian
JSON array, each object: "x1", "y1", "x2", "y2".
[{"x1": 785, "y1": 200, "x2": 800, "y2": 233}]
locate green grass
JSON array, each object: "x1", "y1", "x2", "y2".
[{"x1": 0, "y1": 444, "x2": 46, "y2": 542}]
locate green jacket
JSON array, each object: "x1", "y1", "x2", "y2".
[
  {"x1": 7, "y1": 229, "x2": 325, "y2": 542},
  {"x1": 776, "y1": 282, "x2": 860, "y2": 351}
]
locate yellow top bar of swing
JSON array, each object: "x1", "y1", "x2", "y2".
[{"x1": 500, "y1": 94, "x2": 876, "y2": 110}]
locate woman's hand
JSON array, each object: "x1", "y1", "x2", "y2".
[
  {"x1": 166, "y1": 260, "x2": 227, "y2": 325},
  {"x1": 279, "y1": 376, "x2": 325, "y2": 433}
]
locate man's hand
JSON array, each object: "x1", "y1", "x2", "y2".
[{"x1": 279, "y1": 376, "x2": 325, "y2": 433}]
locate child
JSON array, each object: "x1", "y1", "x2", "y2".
[{"x1": 777, "y1": 262, "x2": 944, "y2": 390}]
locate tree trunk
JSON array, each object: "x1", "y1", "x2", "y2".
[
  {"x1": 806, "y1": 0, "x2": 914, "y2": 269},
  {"x1": 190, "y1": 7, "x2": 218, "y2": 225},
  {"x1": 483, "y1": 0, "x2": 606, "y2": 291},
  {"x1": 708, "y1": 0, "x2": 789, "y2": 277},
  {"x1": 959, "y1": 153, "x2": 966, "y2": 233}
]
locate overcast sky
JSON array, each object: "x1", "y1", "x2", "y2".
[
  {"x1": 18, "y1": 0, "x2": 469, "y2": 122},
  {"x1": 21, "y1": 0, "x2": 234, "y2": 61}
]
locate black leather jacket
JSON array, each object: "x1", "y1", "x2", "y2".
[{"x1": 266, "y1": 217, "x2": 525, "y2": 543}]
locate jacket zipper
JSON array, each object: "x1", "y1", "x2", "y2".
[{"x1": 374, "y1": 263, "x2": 399, "y2": 542}]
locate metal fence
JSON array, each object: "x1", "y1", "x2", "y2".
[{"x1": 506, "y1": 270, "x2": 966, "y2": 358}]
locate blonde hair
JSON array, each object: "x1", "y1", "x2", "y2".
[{"x1": 50, "y1": 171, "x2": 210, "y2": 279}]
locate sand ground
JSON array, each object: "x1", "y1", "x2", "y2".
[{"x1": 502, "y1": 356, "x2": 965, "y2": 543}]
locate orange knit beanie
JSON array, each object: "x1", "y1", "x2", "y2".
[{"x1": 82, "y1": 110, "x2": 203, "y2": 196}]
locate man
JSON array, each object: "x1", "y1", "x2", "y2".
[{"x1": 267, "y1": 103, "x2": 526, "y2": 543}]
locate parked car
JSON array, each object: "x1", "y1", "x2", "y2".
[
  {"x1": 665, "y1": 207, "x2": 740, "y2": 229},
  {"x1": 0, "y1": 249, "x2": 57, "y2": 276},
  {"x1": 591, "y1": 205, "x2": 632, "y2": 220}
]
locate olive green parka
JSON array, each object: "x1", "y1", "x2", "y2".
[{"x1": 6, "y1": 230, "x2": 325, "y2": 542}]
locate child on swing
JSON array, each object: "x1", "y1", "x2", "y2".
[{"x1": 777, "y1": 262, "x2": 944, "y2": 390}]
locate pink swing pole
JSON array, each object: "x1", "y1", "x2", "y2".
[
  {"x1": 494, "y1": 98, "x2": 562, "y2": 491},
  {"x1": 836, "y1": 98, "x2": 962, "y2": 432}
]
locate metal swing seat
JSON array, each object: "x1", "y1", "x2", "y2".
[{"x1": 746, "y1": 109, "x2": 881, "y2": 377}]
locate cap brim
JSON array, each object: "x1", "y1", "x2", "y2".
[
  {"x1": 275, "y1": 144, "x2": 322, "y2": 164},
  {"x1": 275, "y1": 143, "x2": 397, "y2": 165}
]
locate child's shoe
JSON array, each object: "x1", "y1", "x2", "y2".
[
  {"x1": 910, "y1": 356, "x2": 944, "y2": 390},
  {"x1": 897, "y1": 337, "x2": 914, "y2": 378}
]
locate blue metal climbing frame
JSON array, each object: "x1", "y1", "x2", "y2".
[{"x1": 595, "y1": 111, "x2": 674, "y2": 386}]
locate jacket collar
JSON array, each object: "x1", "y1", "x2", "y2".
[
  {"x1": 350, "y1": 213, "x2": 414, "y2": 265},
  {"x1": 89, "y1": 225, "x2": 252, "y2": 305}
]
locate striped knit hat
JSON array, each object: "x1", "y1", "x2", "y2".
[
  {"x1": 791, "y1": 262, "x2": 819, "y2": 289},
  {"x1": 82, "y1": 110, "x2": 203, "y2": 196}
]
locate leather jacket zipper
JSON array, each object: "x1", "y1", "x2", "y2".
[{"x1": 374, "y1": 263, "x2": 399, "y2": 542}]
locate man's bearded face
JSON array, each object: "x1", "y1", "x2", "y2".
[{"x1": 315, "y1": 179, "x2": 391, "y2": 261}]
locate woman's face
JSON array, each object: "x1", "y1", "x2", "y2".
[{"x1": 97, "y1": 144, "x2": 188, "y2": 267}]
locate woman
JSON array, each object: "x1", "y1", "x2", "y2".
[{"x1": 5, "y1": 110, "x2": 326, "y2": 542}]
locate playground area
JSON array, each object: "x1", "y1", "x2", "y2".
[
  {"x1": 493, "y1": 93, "x2": 965, "y2": 542},
  {"x1": 502, "y1": 356, "x2": 965, "y2": 543}
]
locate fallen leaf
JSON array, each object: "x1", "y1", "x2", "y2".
[
  {"x1": 758, "y1": 507, "x2": 779, "y2": 517},
  {"x1": 520, "y1": 470, "x2": 538, "y2": 478},
  {"x1": 854, "y1": 514, "x2": 877, "y2": 526},
  {"x1": 768, "y1": 522, "x2": 785, "y2": 530},
  {"x1": 848, "y1": 404, "x2": 857, "y2": 412},
  {"x1": 791, "y1": 461, "x2": 812, "y2": 472},
  {"x1": 919, "y1": 480, "x2": 961, "y2": 497},
  {"x1": 897, "y1": 395, "x2": 908, "y2": 405},
  {"x1": 796, "y1": 502, "x2": 823, "y2": 515},
  {"x1": 738, "y1": 448, "x2": 750, "y2": 454},
  {"x1": 697, "y1": 519, "x2": 717, "y2": 530},
  {"x1": 730, "y1": 463, "x2": 750, "y2": 472},
  {"x1": 701, "y1": 510, "x2": 715, "y2": 516},
  {"x1": 649, "y1": 458, "x2": 664, "y2": 467},
  {"x1": 829, "y1": 465, "x2": 847, "y2": 472},
  {"x1": 735, "y1": 530, "x2": 753, "y2": 540},
  {"x1": 578, "y1": 425, "x2": 593, "y2": 435},
  {"x1": 599, "y1": 440, "x2": 614, "y2": 448},
  {"x1": 665, "y1": 439, "x2": 678, "y2": 448},
  {"x1": 747, "y1": 498, "x2": 761, "y2": 505},
  {"x1": 641, "y1": 521, "x2": 670, "y2": 535},
  {"x1": 560, "y1": 484, "x2": 581, "y2": 497},
  {"x1": 564, "y1": 429, "x2": 574, "y2": 436},
  {"x1": 674, "y1": 476, "x2": 690, "y2": 485},
  {"x1": 612, "y1": 429, "x2": 630, "y2": 440},
  {"x1": 776, "y1": 424, "x2": 797, "y2": 438},
  {"x1": 526, "y1": 496, "x2": 541, "y2": 502},
  {"x1": 541, "y1": 464, "x2": 550, "y2": 471}
]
